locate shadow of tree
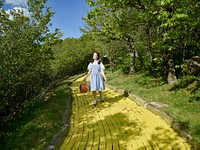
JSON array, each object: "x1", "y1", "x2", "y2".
[
  {"x1": 137, "y1": 126, "x2": 190, "y2": 149},
  {"x1": 104, "y1": 94, "x2": 126, "y2": 104},
  {"x1": 61, "y1": 111, "x2": 143, "y2": 149}
]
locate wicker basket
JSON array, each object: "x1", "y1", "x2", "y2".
[{"x1": 79, "y1": 84, "x2": 89, "y2": 93}]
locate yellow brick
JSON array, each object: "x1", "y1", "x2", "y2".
[{"x1": 59, "y1": 77, "x2": 191, "y2": 150}]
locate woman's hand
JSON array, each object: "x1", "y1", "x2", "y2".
[{"x1": 83, "y1": 71, "x2": 90, "y2": 81}]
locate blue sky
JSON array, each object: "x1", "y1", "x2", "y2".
[{"x1": 2, "y1": 0, "x2": 90, "y2": 39}]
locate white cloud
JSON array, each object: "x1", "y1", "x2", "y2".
[
  {"x1": 5, "y1": 0, "x2": 28, "y2": 6},
  {"x1": 14, "y1": 7, "x2": 30, "y2": 17},
  {"x1": 6, "y1": 7, "x2": 30, "y2": 20}
]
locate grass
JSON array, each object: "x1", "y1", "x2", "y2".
[
  {"x1": 0, "y1": 78, "x2": 73, "y2": 149},
  {"x1": 106, "y1": 70, "x2": 200, "y2": 145}
]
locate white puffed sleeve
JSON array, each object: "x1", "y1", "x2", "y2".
[
  {"x1": 87, "y1": 62, "x2": 92, "y2": 72},
  {"x1": 100, "y1": 62, "x2": 105, "y2": 70}
]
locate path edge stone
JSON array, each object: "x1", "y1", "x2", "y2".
[
  {"x1": 44, "y1": 87, "x2": 72, "y2": 150},
  {"x1": 44, "y1": 74, "x2": 83, "y2": 150},
  {"x1": 105, "y1": 83, "x2": 199, "y2": 150}
]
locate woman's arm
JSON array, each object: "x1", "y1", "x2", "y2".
[
  {"x1": 84, "y1": 62, "x2": 92, "y2": 81},
  {"x1": 83, "y1": 71, "x2": 91, "y2": 81},
  {"x1": 101, "y1": 70, "x2": 107, "y2": 82}
]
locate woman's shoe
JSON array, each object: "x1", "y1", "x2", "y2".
[
  {"x1": 93, "y1": 104, "x2": 96, "y2": 106},
  {"x1": 101, "y1": 100, "x2": 104, "y2": 103}
]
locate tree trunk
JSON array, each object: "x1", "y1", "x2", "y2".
[
  {"x1": 109, "y1": 58, "x2": 115, "y2": 72},
  {"x1": 167, "y1": 59, "x2": 178, "y2": 85},
  {"x1": 121, "y1": 35, "x2": 136, "y2": 75},
  {"x1": 123, "y1": 36, "x2": 135, "y2": 75},
  {"x1": 129, "y1": 49, "x2": 135, "y2": 75},
  {"x1": 146, "y1": 27, "x2": 153, "y2": 63}
]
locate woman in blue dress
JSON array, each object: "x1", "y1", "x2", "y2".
[{"x1": 83, "y1": 52, "x2": 107, "y2": 106}]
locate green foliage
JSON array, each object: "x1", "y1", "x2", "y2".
[
  {"x1": 170, "y1": 76, "x2": 200, "y2": 98},
  {"x1": 99, "y1": 39, "x2": 130, "y2": 72},
  {"x1": 83, "y1": 0, "x2": 200, "y2": 81},
  {"x1": 120, "y1": 57, "x2": 130, "y2": 74},
  {"x1": 0, "y1": 1, "x2": 102, "y2": 129},
  {"x1": 150, "y1": 0, "x2": 200, "y2": 76},
  {"x1": 51, "y1": 35, "x2": 102, "y2": 78},
  {"x1": 0, "y1": 0, "x2": 62, "y2": 124}
]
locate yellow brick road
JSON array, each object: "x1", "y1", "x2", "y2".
[{"x1": 60, "y1": 77, "x2": 190, "y2": 150}]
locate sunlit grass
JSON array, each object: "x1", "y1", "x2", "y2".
[{"x1": 106, "y1": 70, "x2": 200, "y2": 145}]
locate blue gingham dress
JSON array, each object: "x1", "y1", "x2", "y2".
[{"x1": 88, "y1": 60, "x2": 105, "y2": 91}]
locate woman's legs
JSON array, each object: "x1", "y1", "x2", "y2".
[
  {"x1": 93, "y1": 91, "x2": 104, "y2": 106},
  {"x1": 99, "y1": 91, "x2": 104, "y2": 102},
  {"x1": 98, "y1": 91, "x2": 102, "y2": 98},
  {"x1": 93, "y1": 91, "x2": 97, "y2": 105},
  {"x1": 93, "y1": 91, "x2": 97, "y2": 99}
]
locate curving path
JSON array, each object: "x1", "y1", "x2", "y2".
[{"x1": 60, "y1": 77, "x2": 190, "y2": 150}]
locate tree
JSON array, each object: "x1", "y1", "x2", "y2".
[
  {"x1": 150, "y1": 0, "x2": 200, "y2": 84},
  {"x1": 51, "y1": 35, "x2": 104, "y2": 79},
  {"x1": 83, "y1": 0, "x2": 146, "y2": 74},
  {"x1": 0, "y1": 0, "x2": 62, "y2": 120},
  {"x1": 83, "y1": 0, "x2": 200, "y2": 85}
]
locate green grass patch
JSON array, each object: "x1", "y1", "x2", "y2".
[
  {"x1": 106, "y1": 70, "x2": 200, "y2": 145},
  {"x1": 1, "y1": 80, "x2": 71, "y2": 149}
]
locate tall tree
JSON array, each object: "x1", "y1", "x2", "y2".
[
  {"x1": 83, "y1": 0, "x2": 146, "y2": 74},
  {"x1": 0, "y1": 0, "x2": 62, "y2": 118},
  {"x1": 151, "y1": 0, "x2": 200, "y2": 84}
]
